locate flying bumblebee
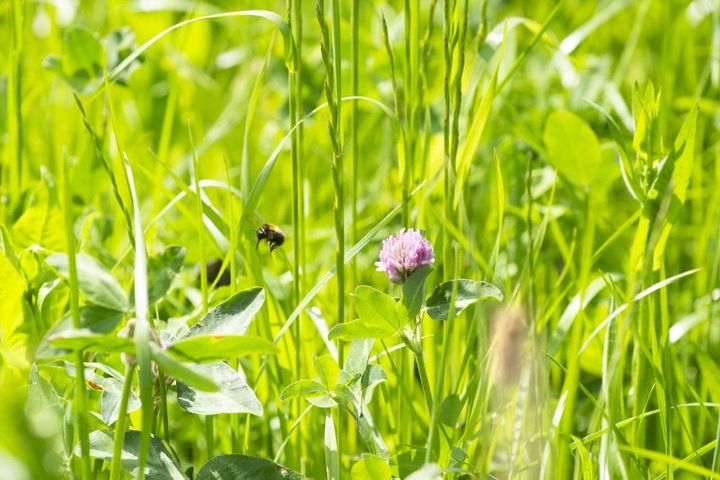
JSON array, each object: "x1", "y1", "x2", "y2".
[{"x1": 256, "y1": 223, "x2": 285, "y2": 253}]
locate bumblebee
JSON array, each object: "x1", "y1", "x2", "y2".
[{"x1": 256, "y1": 223, "x2": 285, "y2": 253}]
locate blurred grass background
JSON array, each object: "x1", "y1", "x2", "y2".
[{"x1": 1, "y1": 0, "x2": 720, "y2": 478}]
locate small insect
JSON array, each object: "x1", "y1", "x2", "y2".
[{"x1": 256, "y1": 223, "x2": 285, "y2": 253}]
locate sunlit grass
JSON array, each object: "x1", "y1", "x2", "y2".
[{"x1": 1, "y1": 0, "x2": 719, "y2": 479}]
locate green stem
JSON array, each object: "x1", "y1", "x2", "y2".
[
  {"x1": 413, "y1": 347, "x2": 434, "y2": 416},
  {"x1": 206, "y1": 416, "x2": 215, "y2": 460},
  {"x1": 190, "y1": 127, "x2": 209, "y2": 314},
  {"x1": 289, "y1": 0, "x2": 305, "y2": 467},
  {"x1": 62, "y1": 151, "x2": 91, "y2": 480},
  {"x1": 110, "y1": 363, "x2": 137, "y2": 480},
  {"x1": 351, "y1": 0, "x2": 359, "y2": 281},
  {"x1": 158, "y1": 369, "x2": 170, "y2": 443},
  {"x1": 7, "y1": 0, "x2": 24, "y2": 203}
]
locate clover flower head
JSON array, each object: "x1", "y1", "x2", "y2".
[{"x1": 375, "y1": 228, "x2": 434, "y2": 284}]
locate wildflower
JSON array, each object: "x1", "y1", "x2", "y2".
[{"x1": 376, "y1": 228, "x2": 434, "y2": 284}]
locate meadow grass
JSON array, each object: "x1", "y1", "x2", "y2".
[{"x1": 1, "y1": 0, "x2": 720, "y2": 479}]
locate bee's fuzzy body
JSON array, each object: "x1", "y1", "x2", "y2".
[{"x1": 256, "y1": 223, "x2": 285, "y2": 253}]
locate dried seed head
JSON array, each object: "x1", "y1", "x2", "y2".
[{"x1": 491, "y1": 306, "x2": 528, "y2": 387}]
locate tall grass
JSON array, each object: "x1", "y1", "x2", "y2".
[{"x1": 2, "y1": 1, "x2": 720, "y2": 479}]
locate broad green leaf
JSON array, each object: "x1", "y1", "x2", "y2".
[
  {"x1": 406, "y1": 464, "x2": 442, "y2": 480},
  {"x1": 44, "y1": 27, "x2": 105, "y2": 94},
  {"x1": 176, "y1": 362, "x2": 262, "y2": 416},
  {"x1": 100, "y1": 376, "x2": 141, "y2": 426},
  {"x1": 343, "y1": 339, "x2": 374, "y2": 378},
  {"x1": 83, "y1": 430, "x2": 184, "y2": 480},
  {"x1": 360, "y1": 364, "x2": 387, "y2": 405},
  {"x1": 438, "y1": 394, "x2": 462, "y2": 427},
  {"x1": 11, "y1": 185, "x2": 65, "y2": 252},
  {"x1": 351, "y1": 454, "x2": 392, "y2": 480},
  {"x1": 79, "y1": 305, "x2": 124, "y2": 333},
  {"x1": 0, "y1": 252, "x2": 29, "y2": 374},
  {"x1": 327, "y1": 320, "x2": 396, "y2": 342},
  {"x1": 48, "y1": 329, "x2": 134, "y2": 354},
  {"x1": 27, "y1": 365, "x2": 63, "y2": 448},
  {"x1": 64, "y1": 27, "x2": 103, "y2": 79},
  {"x1": 402, "y1": 266, "x2": 432, "y2": 319},
  {"x1": 425, "y1": 280, "x2": 503, "y2": 321},
  {"x1": 280, "y1": 379, "x2": 327, "y2": 401},
  {"x1": 196, "y1": 454, "x2": 304, "y2": 480},
  {"x1": 150, "y1": 345, "x2": 219, "y2": 392},
  {"x1": 168, "y1": 335, "x2": 277, "y2": 362},
  {"x1": 138, "y1": 245, "x2": 185, "y2": 306},
  {"x1": 543, "y1": 111, "x2": 603, "y2": 186},
  {"x1": 280, "y1": 380, "x2": 337, "y2": 409},
  {"x1": 315, "y1": 355, "x2": 340, "y2": 389},
  {"x1": 47, "y1": 253, "x2": 129, "y2": 312},
  {"x1": 187, "y1": 287, "x2": 265, "y2": 337},
  {"x1": 353, "y1": 285, "x2": 407, "y2": 335}
]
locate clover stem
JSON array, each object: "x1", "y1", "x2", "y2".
[{"x1": 110, "y1": 363, "x2": 137, "y2": 480}]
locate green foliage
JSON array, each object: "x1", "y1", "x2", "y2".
[
  {"x1": 84, "y1": 430, "x2": 184, "y2": 480},
  {"x1": 186, "y1": 287, "x2": 265, "y2": 337},
  {"x1": 543, "y1": 111, "x2": 603, "y2": 187},
  {"x1": 425, "y1": 280, "x2": 503, "y2": 321},
  {"x1": 196, "y1": 455, "x2": 304, "y2": 480},
  {"x1": 328, "y1": 286, "x2": 407, "y2": 341},
  {"x1": 176, "y1": 362, "x2": 262, "y2": 416},
  {"x1": 46, "y1": 253, "x2": 129, "y2": 312},
  {"x1": 0, "y1": 0, "x2": 717, "y2": 478}
]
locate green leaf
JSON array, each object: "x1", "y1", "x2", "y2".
[
  {"x1": 402, "y1": 265, "x2": 432, "y2": 319},
  {"x1": 0, "y1": 251, "x2": 29, "y2": 373},
  {"x1": 83, "y1": 430, "x2": 184, "y2": 480},
  {"x1": 27, "y1": 365, "x2": 63, "y2": 443},
  {"x1": 351, "y1": 454, "x2": 393, "y2": 480},
  {"x1": 187, "y1": 287, "x2": 265, "y2": 337},
  {"x1": 48, "y1": 329, "x2": 135, "y2": 354},
  {"x1": 100, "y1": 376, "x2": 141, "y2": 426},
  {"x1": 438, "y1": 394, "x2": 462, "y2": 426},
  {"x1": 328, "y1": 320, "x2": 396, "y2": 342},
  {"x1": 47, "y1": 253, "x2": 129, "y2": 312},
  {"x1": 543, "y1": 111, "x2": 603, "y2": 186},
  {"x1": 280, "y1": 379, "x2": 327, "y2": 401},
  {"x1": 406, "y1": 464, "x2": 442, "y2": 480},
  {"x1": 169, "y1": 335, "x2": 277, "y2": 363},
  {"x1": 64, "y1": 27, "x2": 104, "y2": 79},
  {"x1": 79, "y1": 305, "x2": 124, "y2": 333},
  {"x1": 103, "y1": 27, "x2": 143, "y2": 86},
  {"x1": 196, "y1": 454, "x2": 304, "y2": 480},
  {"x1": 141, "y1": 245, "x2": 185, "y2": 306},
  {"x1": 44, "y1": 27, "x2": 105, "y2": 94},
  {"x1": 360, "y1": 364, "x2": 387, "y2": 405},
  {"x1": 315, "y1": 355, "x2": 340, "y2": 389},
  {"x1": 150, "y1": 345, "x2": 219, "y2": 392},
  {"x1": 281, "y1": 380, "x2": 336, "y2": 408},
  {"x1": 329, "y1": 285, "x2": 408, "y2": 341},
  {"x1": 425, "y1": 280, "x2": 502, "y2": 321},
  {"x1": 10, "y1": 184, "x2": 65, "y2": 252},
  {"x1": 176, "y1": 362, "x2": 262, "y2": 416},
  {"x1": 343, "y1": 339, "x2": 374, "y2": 378}
]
